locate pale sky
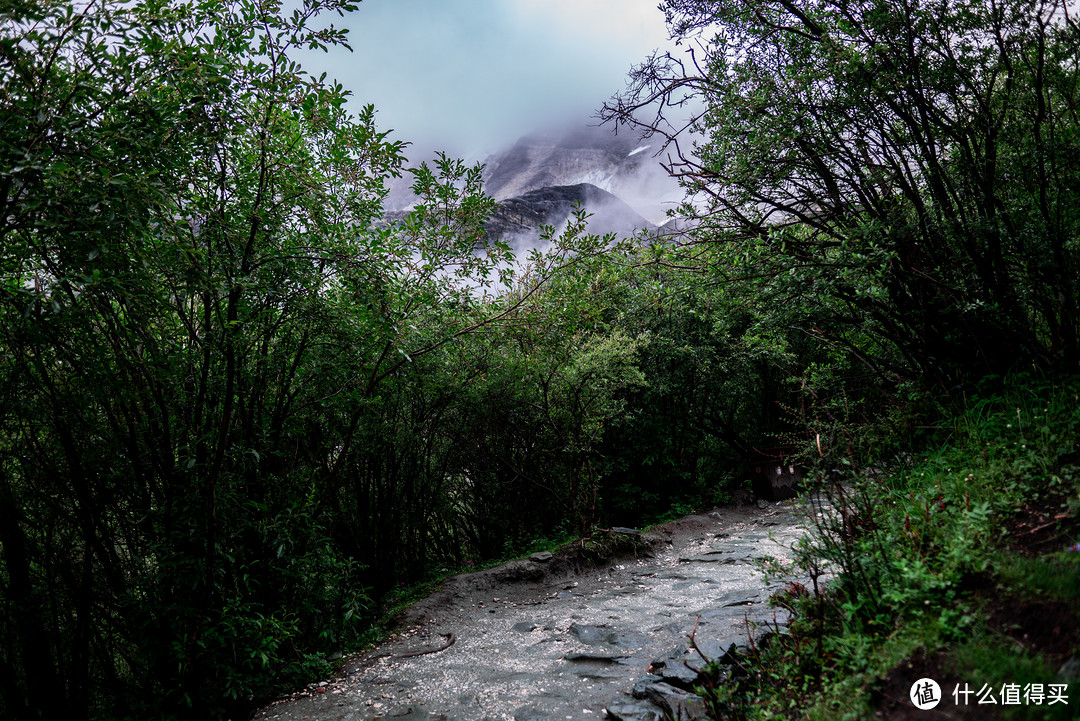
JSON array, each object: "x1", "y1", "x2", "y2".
[{"x1": 297, "y1": 0, "x2": 674, "y2": 158}]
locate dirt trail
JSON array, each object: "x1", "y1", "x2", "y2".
[{"x1": 254, "y1": 499, "x2": 819, "y2": 721}]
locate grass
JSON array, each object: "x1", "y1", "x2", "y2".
[
  {"x1": 996, "y1": 554, "x2": 1080, "y2": 604},
  {"x1": 707, "y1": 375, "x2": 1080, "y2": 720}
]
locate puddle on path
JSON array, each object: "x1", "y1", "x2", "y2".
[{"x1": 255, "y1": 499, "x2": 825, "y2": 721}]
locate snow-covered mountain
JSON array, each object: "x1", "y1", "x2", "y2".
[
  {"x1": 480, "y1": 123, "x2": 680, "y2": 226},
  {"x1": 383, "y1": 121, "x2": 682, "y2": 247},
  {"x1": 484, "y1": 182, "x2": 655, "y2": 250}
]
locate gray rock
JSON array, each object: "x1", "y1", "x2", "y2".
[
  {"x1": 656, "y1": 571, "x2": 693, "y2": 580},
  {"x1": 490, "y1": 559, "x2": 546, "y2": 583},
  {"x1": 631, "y1": 674, "x2": 666, "y2": 696},
  {"x1": 648, "y1": 651, "x2": 699, "y2": 686},
  {"x1": 746, "y1": 607, "x2": 792, "y2": 628},
  {"x1": 723, "y1": 597, "x2": 757, "y2": 607},
  {"x1": 690, "y1": 639, "x2": 737, "y2": 665},
  {"x1": 569, "y1": 623, "x2": 612, "y2": 645},
  {"x1": 656, "y1": 661, "x2": 699, "y2": 689},
  {"x1": 651, "y1": 644, "x2": 688, "y2": 662},
  {"x1": 483, "y1": 184, "x2": 656, "y2": 248},
  {"x1": 632, "y1": 679, "x2": 708, "y2": 720},
  {"x1": 386, "y1": 706, "x2": 429, "y2": 720},
  {"x1": 678, "y1": 554, "x2": 736, "y2": 564},
  {"x1": 708, "y1": 542, "x2": 754, "y2": 554},
  {"x1": 610, "y1": 526, "x2": 641, "y2": 536},
  {"x1": 648, "y1": 648, "x2": 700, "y2": 690},
  {"x1": 564, "y1": 652, "x2": 628, "y2": 663},
  {"x1": 529, "y1": 551, "x2": 554, "y2": 562},
  {"x1": 512, "y1": 621, "x2": 539, "y2": 633},
  {"x1": 695, "y1": 607, "x2": 740, "y2": 622},
  {"x1": 569, "y1": 623, "x2": 646, "y2": 650},
  {"x1": 606, "y1": 696, "x2": 665, "y2": 721},
  {"x1": 756, "y1": 499, "x2": 769, "y2": 509},
  {"x1": 513, "y1": 706, "x2": 548, "y2": 721},
  {"x1": 699, "y1": 589, "x2": 761, "y2": 609},
  {"x1": 684, "y1": 654, "x2": 735, "y2": 684}
]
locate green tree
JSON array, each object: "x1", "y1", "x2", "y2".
[
  {"x1": 0, "y1": 1, "x2": 404, "y2": 717},
  {"x1": 596, "y1": 242, "x2": 809, "y2": 516},
  {"x1": 0, "y1": 0, "x2": 577, "y2": 718},
  {"x1": 603, "y1": 0, "x2": 1080, "y2": 385},
  {"x1": 1, "y1": 3, "x2": 640, "y2": 717}
]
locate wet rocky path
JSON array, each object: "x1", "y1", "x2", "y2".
[{"x1": 254, "y1": 500, "x2": 818, "y2": 721}]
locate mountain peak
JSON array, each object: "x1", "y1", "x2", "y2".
[
  {"x1": 485, "y1": 182, "x2": 655, "y2": 249},
  {"x1": 481, "y1": 124, "x2": 674, "y2": 219}
]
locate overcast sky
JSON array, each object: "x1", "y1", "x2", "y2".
[{"x1": 297, "y1": 0, "x2": 673, "y2": 158}]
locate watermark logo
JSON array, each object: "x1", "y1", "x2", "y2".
[
  {"x1": 953, "y1": 682, "x2": 1069, "y2": 706},
  {"x1": 910, "y1": 678, "x2": 942, "y2": 710},
  {"x1": 909, "y1": 678, "x2": 1070, "y2": 710}
]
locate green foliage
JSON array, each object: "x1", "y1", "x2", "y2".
[
  {"x1": 593, "y1": 241, "x2": 816, "y2": 525},
  {"x1": 7, "y1": 1, "x2": 1077, "y2": 720},
  {"x1": 605, "y1": 0, "x2": 1080, "y2": 386},
  {"x1": 952, "y1": 633, "x2": 1077, "y2": 721},
  {"x1": 708, "y1": 376, "x2": 1080, "y2": 719},
  {"x1": 995, "y1": 554, "x2": 1080, "y2": 608},
  {"x1": 0, "y1": 1, "x2": 613, "y2": 718},
  {"x1": 0, "y1": 0, "x2": 407, "y2": 716}
]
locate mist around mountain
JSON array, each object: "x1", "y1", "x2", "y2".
[
  {"x1": 385, "y1": 121, "x2": 683, "y2": 248},
  {"x1": 484, "y1": 182, "x2": 655, "y2": 251},
  {"x1": 480, "y1": 123, "x2": 682, "y2": 224}
]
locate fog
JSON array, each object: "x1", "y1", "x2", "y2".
[
  {"x1": 291, "y1": 1, "x2": 693, "y2": 264},
  {"x1": 294, "y1": 0, "x2": 675, "y2": 158}
]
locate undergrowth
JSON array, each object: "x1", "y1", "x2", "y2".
[{"x1": 708, "y1": 376, "x2": 1080, "y2": 720}]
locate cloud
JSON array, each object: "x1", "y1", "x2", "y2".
[
  {"x1": 295, "y1": 0, "x2": 672, "y2": 157},
  {"x1": 508, "y1": 0, "x2": 669, "y2": 50}
]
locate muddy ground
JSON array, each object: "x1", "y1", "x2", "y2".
[{"x1": 253, "y1": 498, "x2": 822, "y2": 721}]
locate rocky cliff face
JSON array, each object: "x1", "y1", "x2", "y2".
[
  {"x1": 484, "y1": 182, "x2": 655, "y2": 250},
  {"x1": 481, "y1": 123, "x2": 680, "y2": 226}
]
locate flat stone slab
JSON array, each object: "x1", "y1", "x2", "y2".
[
  {"x1": 569, "y1": 623, "x2": 647, "y2": 650},
  {"x1": 678, "y1": 554, "x2": 739, "y2": 564},
  {"x1": 606, "y1": 696, "x2": 664, "y2": 721},
  {"x1": 633, "y1": 679, "x2": 708, "y2": 720},
  {"x1": 563, "y1": 652, "x2": 629, "y2": 663},
  {"x1": 655, "y1": 660, "x2": 699, "y2": 688}
]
